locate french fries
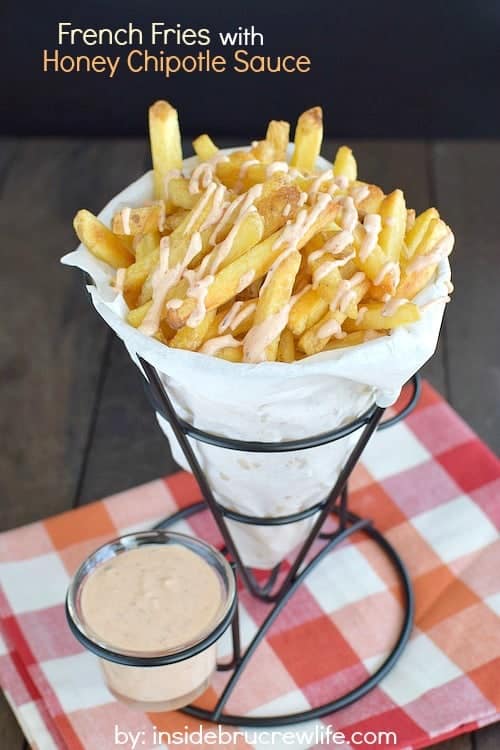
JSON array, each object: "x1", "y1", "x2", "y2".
[
  {"x1": 149, "y1": 100, "x2": 183, "y2": 199},
  {"x1": 325, "y1": 331, "x2": 385, "y2": 350},
  {"x1": 73, "y1": 101, "x2": 454, "y2": 364},
  {"x1": 112, "y1": 206, "x2": 163, "y2": 236},
  {"x1": 169, "y1": 309, "x2": 217, "y2": 351},
  {"x1": 351, "y1": 182, "x2": 384, "y2": 217},
  {"x1": 166, "y1": 196, "x2": 337, "y2": 330},
  {"x1": 278, "y1": 328, "x2": 295, "y2": 362},
  {"x1": 192, "y1": 134, "x2": 219, "y2": 161},
  {"x1": 74, "y1": 210, "x2": 134, "y2": 269},
  {"x1": 266, "y1": 120, "x2": 290, "y2": 161},
  {"x1": 134, "y1": 232, "x2": 160, "y2": 261},
  {"x1": 333, "y1": 146, "x2": 357, "y2": 182},
  {"x1": 396, "y1": 218, "x2": 452, "y2": 299},
  {"x1": 123, "y1": 248, "x2": 160, "y2": 307},
  {"x1": 298, "y1": 277, "x2": 369, "y2": 355},
  {"x1": 291, "y1": 107, "x2": 323, "y2": 173},
  {"x1": 289, "y1": 288, "x2": 328, "y2": 337},
  {"x1": 166, "y1": 178, "x2": 198, "y2": 210},
  {"x1": 244, "y1": 251, "x2": 301, "y2": 362},
  {"x1": 404, "y1": 208, "x2": 439, "y2": 259},
  {"x1": 378, "y1": 190, "x2": 407, "y2": 262}
]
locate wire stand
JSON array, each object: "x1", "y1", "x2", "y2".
[{"x1": 140, "y1": 357, "x2": 420, "y2": 726}]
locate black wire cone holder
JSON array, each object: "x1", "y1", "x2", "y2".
[{"x1": 138, "y1": 358, "x2": 420, "y2": 727}]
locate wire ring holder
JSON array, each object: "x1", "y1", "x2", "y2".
[{"x1": 140, "y1": 357, "x2": 420, "y2": 726}]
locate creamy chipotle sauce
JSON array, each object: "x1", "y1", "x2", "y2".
[{"x1": 81, "y1": 544, "x2": 222, "y2": 653}]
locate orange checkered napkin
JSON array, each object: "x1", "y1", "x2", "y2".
[{"x1": 0, "y1": 381, "x2": 499, "y2": 750}]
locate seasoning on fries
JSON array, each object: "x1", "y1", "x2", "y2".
[{"x1": 74, "y1": 100, "x2": 454, "y2": 364}]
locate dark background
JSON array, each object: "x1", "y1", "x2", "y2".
[{"x1": 2, "y1": 0, "x2": 500, "y2": 138}]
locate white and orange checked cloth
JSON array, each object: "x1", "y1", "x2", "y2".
[{"x1": 0, "y1": 381, "x2": 499, "y2": 750}]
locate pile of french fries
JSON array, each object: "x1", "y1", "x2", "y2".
[{"x1": 74, "y1": 100, "x2": 454, "y2": 363}]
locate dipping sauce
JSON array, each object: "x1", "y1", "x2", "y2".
[
  {"x1": 67, "y1": 534, "x2": 234, "y2": 712},
  {"x1": 81, "y1": 545, "x2": 222, "y2": 652}
]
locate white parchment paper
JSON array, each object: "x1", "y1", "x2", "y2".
[{"x1": 62, "y1": 152, "x2": 451, "y2": 568}]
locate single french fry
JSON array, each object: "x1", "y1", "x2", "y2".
[
  {"x1": 74, "y1": 210, "x2": 134, "y2": 269},
  {"x1": 233, "y1": 305, "x2": 257, "y2": 336},
  {"x1": 214, "y1": 346, "x2": 244, "y2": 362},
  {"x1": 251, "y1": 140, "x2": 275, "y2": 163},
  {"x1": 217, "y1": 298, "x2": 258, "y2": 336},
  {"x1": 325, "y1": 331, "x2": 371, "y2": 350},
  {"x1": 231, "y1": 162, "x2": 270, "y2": 192},
  {"x1": 404, "y1": 207, "x2": 439, "y2": 259},
  {"x1": 236, "y1": 163, "x2": 289, "y2": 194},
  {"x1": 153, "y1": 329, "x2": 169, "y2": 345},
  {"x1": 339, "y1": 259, "x2": 359, "y2": 281},
  {"x1": 216, "y1": 151, "x2": 257, "y2": 189},
  {"x1": 159, "y1": 318, "x2": 175, "y2": 341},
  {"x1": 288, "y1": 288, "x2": 328, "y2": 336},
  {"x1": 126, "y1": 301, "x2": 151, "y2": 327},
  {"x1": 345, "y1": 301, "x2": 420, "y2": 330},
  {"x1": 308, "y1": 249, "x2": 344, "y2": 303},
  {"x1": 204, "y1": 311, "x2": 223, "y2": 340},
  {"x1": 192, "y1": 134, "x2": 219, "y2": 161},
  {"x1": 134, "y1": 232, "x2": 160, "y2": 261},
  {"x1": 321, "y1": 219, "x2": 344, "y2": 233},
  {"x1": 378, "y1": 189, "x2": 406, "y2": 262},
  {"x1": 293, "y1": 256, "x2": 312, "y2": 295},
  {"x1": 132, "y1": 317, "x2": 173, "y2": 343},
  {"x1": 167, "y1": 178, "x2": 198, "y2": 210},
  {"x1": 117, "y1": 234, "x2": 134, "y2": 252},
  {"x1": 169, "y1": 310, "x2": 217, "y2": 351},
  {"x1": 291, "y1": 107, "x2": 323, "y2": 173},
  {"x1": 266, "y1": 120, "x2": 290, "y2": 160},
  {"x1": 174, "y1": 312, "x2": 235, "y2": 354},
  {"x1": 112, "y1": 205, "x2": 163, "y2": 235},
  {"x1": 333, "y1": 146, "x2": 357, "y2": 182},
  {"x1": 244, "y1": 251, "x2": 301, "y2": 362},
  {"x1": 254, "y1": 173, "x2": 289, "y2": 199},
  {"x1": 224, "y1": 346, "x2": 244, "y2": 362},
  {"x1": 302, "y1": 231, "x2": 328, "y2": 259},
  {"x1": 255, "y1": 184, "x2": 301, "y2": 237},
  {"x1": 139, "y1": 268, "x2": 190, "y2": 308},
  {"x1": 218, "y1": 160, "x2": 292, "y2": 194},
  {"x1": 198, "y1": 211, "x2": 265, "y2": 275},
  {"x1": 298, "y1": 310, "x2": 347, "y2": 355},
  {"x1": 278, "y1": 328, "x2": 295, "y2": 362},
  {"x1": 149, "y1": 100, "x2": 183, "y2": 199}
]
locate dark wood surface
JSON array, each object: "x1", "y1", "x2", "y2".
[{"x1": 0, "y1": 138, "x2": 498, "y2": 750}]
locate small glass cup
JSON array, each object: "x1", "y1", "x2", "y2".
[{"x1": 66, "y1": 530, "x2": 236, "y2": 711}]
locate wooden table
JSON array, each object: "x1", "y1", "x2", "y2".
[{"x1": 1, "y1": 138, "x2": 498, "y2": 749}]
